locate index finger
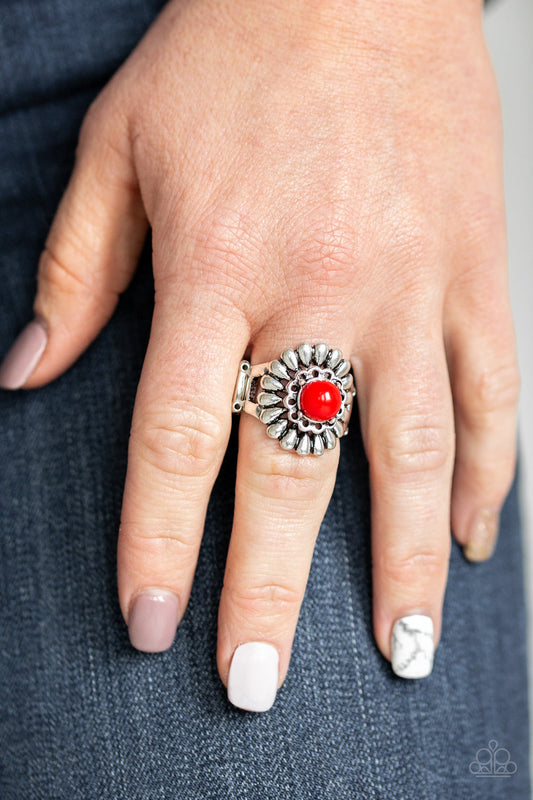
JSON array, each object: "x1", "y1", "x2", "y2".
[{"x1": 118, "y1": 275, "x2": 249, "y2": 651}]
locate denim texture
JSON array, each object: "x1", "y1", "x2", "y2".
[{"x1": 0, "y1": 2, "x2": 529, "y2": 798}]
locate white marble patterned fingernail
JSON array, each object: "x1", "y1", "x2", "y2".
[
  {"x1": 391, "y1": 614, "x2": 434, "y2": 679},
  {"x1": 227, "y1": 642, "x2": 279, "y2": 712}
]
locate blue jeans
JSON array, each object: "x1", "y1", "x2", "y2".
[{"x1": 0, "y1": 2, "x2": 529, "y2": 797}]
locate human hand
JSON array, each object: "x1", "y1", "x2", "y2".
[{"x1": 0, "y1": 0, "x2": 519, "y2": 709}]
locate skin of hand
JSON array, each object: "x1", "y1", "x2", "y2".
[{"x1": 0, "y1": 0, "x2": 519, "y2": 703}]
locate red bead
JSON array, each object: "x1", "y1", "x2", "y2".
[{"x1": 299, "y1": 380, "x2": 342, "y2": 422}]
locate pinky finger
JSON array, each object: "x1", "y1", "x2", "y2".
[{"x1": 447, "y1": 310, "x2": 520, "y2": 562}]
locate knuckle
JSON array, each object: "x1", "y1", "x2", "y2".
[
  {"x1": 78, "y1": 98, "x2": 135, "y2": 193},
  {"x1": 495, "y1": 453, "x2": 518, "y2": 498},
  {"x1": 225, "y1": 581, "x2": 302, "y2": 623},
  {"x1": 131, "y1": 402, "x2": 225, "y2": 482},
  {"x1": 77, "y1": 98, "x2": 103, "y2": 150},
  {"x1": 38, "y1": 245, "x2": 99, "y2": 297},
  {"x1": 371, "y1": 418, "x2": 453, "y2": 480},
  {"x1": 292, "y1": 214, "x2": 357, "y2": 292},
  {"x1": 389, "y1": 230, "x2": 431, "y2": 267},
  {"x1": 461, "y1": 194, "x2": 506, "y2": 257},
  {"x1": 242, "y1": 448, "x2": 332, "y2": 505},
  {"x1": 153, "y1": 278, "x2": 250, "y2": 348},
  {"x1": 384, "y1": 214, "x2": 439, "y2": 273},
  {"x1": 179, "y1": 209, "x2": 271, "y2": 312},
  {"x1": 458, "y1": 447, "x2": 517, "y2": 503},
  {"x1": 78, "y1": 91, "x2": 117, "y2": 152},
  {"x1": 119, "y1": 523, "x2": 199, "y2": 570},
  {"x1": 377, "y1": 546, "x2": 449, "y2": 589},
  {"x1": 463, "y1": 361, "x2": 521, "y2": 425}
]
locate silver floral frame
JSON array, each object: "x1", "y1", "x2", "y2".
[{"x1": 232, "y1": 343, "x2": 356, "y2": 455}]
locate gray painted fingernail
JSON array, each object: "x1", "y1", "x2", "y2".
[
  {"x1": 128, "y1": 589, "x2": 180, "y2": 652},
  {"x1": 391, "y1": 614, "x2": 434, "y2": 679},
  {"x1": 0, "y1": 319, "x2": 48, "y2": 390}
]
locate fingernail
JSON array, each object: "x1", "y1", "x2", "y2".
[
  {"x1": 463, "y1": 508, "x2": 499, "y2": 562},
  {"x1": 227, "y1": 642, "x2": 279, "y2": 712},
  {"x1": 127, "y1": 589, "x2": 180, "y2": 652},
  {"x1": 391, "y1": 614, "x2": 434, "y2": 679},
  {"x1": 0, "y1": 319, "x2": 48, "y2": 390}
]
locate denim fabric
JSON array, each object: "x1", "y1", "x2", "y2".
[{"x1": 0, "y1": 2, "x2": 529, "y2": 798}]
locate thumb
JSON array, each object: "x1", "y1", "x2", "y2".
[{"x1": 0, "y1": 102, "x2": 147, "y2": 390}]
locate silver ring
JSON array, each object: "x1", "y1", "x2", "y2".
[{"x1": 232, "y1": 343, "x2": 356, "y2": 455}]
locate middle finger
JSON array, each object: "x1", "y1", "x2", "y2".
[{"x1": 219, "y1": 334, "x2": 355, "y2": 711}]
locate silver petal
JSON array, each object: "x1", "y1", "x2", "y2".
[
  {"x1": 261, "y1": 407, "x2": 284, "y2": 424},
  {"x1": 341, "y1": 374, "x2": 353, "y2": 390},
  {"x1": 333, "y1": 420, "x2": 344, "y2": 438},
  {"x1": 261, "y1": 374, "x2": 283, "y2": 391},
  {"x1": 267, "y1": 419, "x2": 288, "y2": 439},
  {"x1": 258, "y1": 392, "x2": 282, "y2": 407},
  {"x1": 323, "y1": 428, "x2": 336, "y2": 450},
  {"x1": 296, "y1": 433, "x2": 311, "y2": 456},
  {"x1": 314, "y1": 343, "x2": 329, "y2": 365},
  {"x1": 269, "y1": 360, "x2": 290, "y2": 381},
  {"x1": 334, "y1": 359, "x2": 351, "y2": 378},
  {"x1": 280, "y1": 428, "x2": 298, "y2": 450},
  {"x1": 281, "y1": 349, "x2": 299, "y2": 371},
  {"x1": 313, "y1": 434, "x2": 324, "y2": 456},
  {"x1": 297, "y1": 343, "x2": 313, "y2": 366},
  {"x1": 326, "y1": 349, "x2": 342, "y2": 369}
]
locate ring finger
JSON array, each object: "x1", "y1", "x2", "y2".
[{"x1": 356, "y1": 319, "x2": 455, "y2": 679}]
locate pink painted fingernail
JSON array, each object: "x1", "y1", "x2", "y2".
[
  {"x1": 128, "y1": 589, "x2": 180, "y2": 652},
  {"x1": 0, "y1": 319, "x2": 48, "y2": 390}
]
